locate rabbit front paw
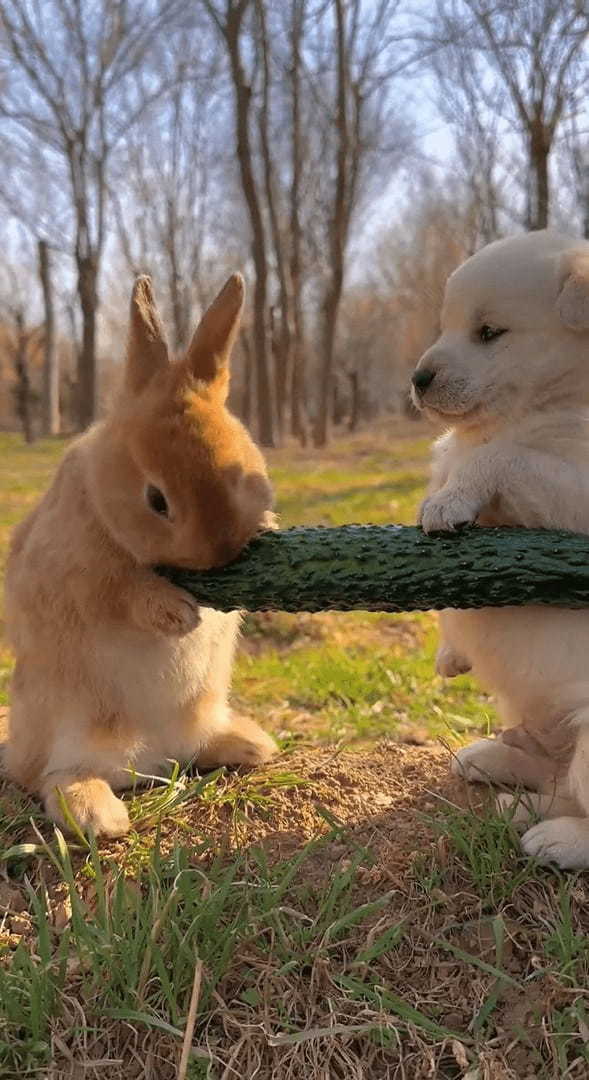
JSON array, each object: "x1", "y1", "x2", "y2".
[{"x1": 132, "y1": 582, "x2": 201, "y2": 637}]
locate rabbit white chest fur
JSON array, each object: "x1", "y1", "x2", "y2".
[{"x1": 93, "y1": 610, "x2": 240, "y2": 771}]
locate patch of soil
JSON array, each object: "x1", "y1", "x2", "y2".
[
  {"x1": 0, "y1": 705, "x2": 465, "y2": 877},
  {"x1": 196, "y1": 741, "x2": 466, "y2": 868},
  {"x1": 0, "y1": 725, "x2": 476, "y2": 929},
  {"x1": 3, "y1": 722, "x2": 587, "y2": 1079}
]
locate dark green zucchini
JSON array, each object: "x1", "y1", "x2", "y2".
[{"x1": 155, "y1": 525, "x2": 589, "y2": 613}]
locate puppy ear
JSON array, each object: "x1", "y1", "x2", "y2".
[
  {"x1": 126, "y1": 276, "x2": 170, "y2": 392},
  {"x1": 183, "y1": 273, "x2": 244, "y2": 389},
  {"x1": 557, "y1": 250, "x2": 589, "y2": 330}
]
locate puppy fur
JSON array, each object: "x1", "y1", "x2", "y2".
[
  {"x1": 4, "y1": 274, "x2": 277, "y2": 837},
  {"x1": 412, "y1": 229, "x2": 589, "y2": 869}
]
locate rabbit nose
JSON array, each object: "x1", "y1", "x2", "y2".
[{"x1": 412, "y1": 368, "x2": 436, "y2": 394}]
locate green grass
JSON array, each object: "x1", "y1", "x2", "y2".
[
  {"x1": 1, "y1": 422, "x2": 587, "y2": 1078},
  {"x1": 0, "y1": 824, "x2": 467, "y2": 1077},
  {"x1": 3, "y1": 784, "x2": 589, "y2": 1078},
  {"x1": 235, "y1": 628, "x2": 491, "y2": 744},
  {"x1": 270, "y1": 435, "x2": 430, "y2": 526}
]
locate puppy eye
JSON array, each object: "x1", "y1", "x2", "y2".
[
  {"x1": 479, "y1": 324, "x2": 507, "y2": 344},
  {"x1": 146, "y1": 484, "x2": 169, "y2": 518}
]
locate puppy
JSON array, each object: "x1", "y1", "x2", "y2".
[{"x1": 412, "y1": 229, "x2": 589, "y2": 869}]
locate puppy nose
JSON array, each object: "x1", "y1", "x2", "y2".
[{"x1": 412, "y1": 368, "x2": 435, "y2": 394}]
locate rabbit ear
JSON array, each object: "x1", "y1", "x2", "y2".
[
  {"x1": 183, "y1": 273, "x2": 244, "y2": 385},
  {"x1": 126, "y1": 276, "x2": 170, "y2": 393}
]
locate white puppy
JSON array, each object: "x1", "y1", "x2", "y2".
[{"x1": 412, "y1": 229, "x2": 589, "y2": 869}]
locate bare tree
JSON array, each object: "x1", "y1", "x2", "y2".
[
  {"x1": 434, "y1": 0, "x2": 588, "y2": 232},
  {"x1": 10, "y1": 311, "x2": 37, "y2": 444},
  {"x1": 430, "y1": 34, "x2": 507, "y2": 244},
  {"x1": 287, "y1": 0, "x2": 309, "y2": 445},
  {"x1": 313, "y1": 0, "x2": 349, "y2": 448},
  {"x1": 368, "y1": 176, "x2": 477, "y2": 410},
  {"x1": 112, "y1": 40, "x2": 223, "y2": 354},
  {"x1": 255, "y1": 0, "x2": 292, "y2": 444},
  {"x1": 312, "y1": 0, "x2": 413, "y2": 447},
  {"x1": 0, "y1": 1, "x2": 178, "y2": 429},
  {"x1": 202, "y1": 0, "x2": 275, "y2": 447},
  {"x1": 560, "y1": 113, "x2": 589, "y2": 239},
  {"x1": 570, "y1": 139, "x2": 589, "y2": 240}
]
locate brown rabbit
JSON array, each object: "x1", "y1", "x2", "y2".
[{"x1": 4, "y1": 273, "x2": 277, "y2": 837}]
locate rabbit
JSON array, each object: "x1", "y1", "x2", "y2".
[{"x1": 4, "y1": 272, "x2": 277, "y2": 837}]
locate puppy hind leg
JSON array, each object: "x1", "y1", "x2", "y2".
[
  {"x1": 452, "y1": 737, "x2": 559, "y2": 790},
  {"x1": 496, "y1": 790, "x2": 580, "y2": 830},
  {"x1": 521, "y1": 721, "x2": 589, "y2": 869},
  {"x1": 436, "y1": 644, "x2": 472, "y2": 678}
]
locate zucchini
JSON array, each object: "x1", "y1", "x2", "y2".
[{"x1": 156, "y1": 525, "x2": 589, "y2": 613}]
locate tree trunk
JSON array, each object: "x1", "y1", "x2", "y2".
[
  {"x1": 528, "y1": 121, "x2": 550, "y2": 230},
  {"x1": 165, "y1": 196, "x2": 190, "y2": 354},
  {"x1": 315, "y1": 284, "x2": 342, "y2": 447},
  {"x1": 288, "y1": 0, "x2": 308, "y2": 447},
  {"x1": 226, "y1": 8, "x2": 274, "y2": 447},
  {"x1": 13, "y1": 311, "x2": 35, "y2": 445},
  {"x1": 157, "y1": 525, "x2": 589, "y2": 614},
  {"x1": 239, "y1": 326, "x2": 253, "y2": 430},
  {"x1": 332, "y1": 374, "x2": 346, "y2": 426},
  {"x1": 290, "y1": 343, "x2": 308, "y2": 447},
  {"x1": 252, "y1": 273, "x2": 274, "y2": 446},
  {"x1": 581, "y1": 153, "x2": 589, "y2": 240},
  {"x1": 313, "y1": 0, "x2": 349, "y2": 448},
  {"x1": 38, "y1": 239, "x2": 59, "y2": 436},
  {"x1": 348, "y1": 370, "x2": 360, "y2": 432},
  {"x1": 256, "y1": 0, "x2": 291, "y2": 444},
  {"x1": 268, "y1": 307, "x2": 283, "y2": 444},
  {"x1": 76, "y1": 255, "x2": 98, "y2": 430}
]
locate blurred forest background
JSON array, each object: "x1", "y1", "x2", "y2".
[{"x1": 0, "y1": 0, "x2": 588, "y2": 449}]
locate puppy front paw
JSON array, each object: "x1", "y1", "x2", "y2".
[
  {"x1": 435, "y1": 645, "x2": 472, "y2": 678},
  {"x1": 419, "y1": 490, "x2": 480, "y2": 534}
]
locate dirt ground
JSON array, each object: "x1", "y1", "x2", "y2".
[
  {"x1": 3, "y1": 714, "x2": 589, "y2": 1079},
  {"x1": 0, "y1": 700, "x2": 467, "y2": 867}
]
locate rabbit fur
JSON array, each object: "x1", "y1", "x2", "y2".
[{"x1": 4, "y1": 273, "x2": 277, "y2": 837}]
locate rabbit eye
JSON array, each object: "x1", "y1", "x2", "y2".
[{"x1": 146, "y1": 484, "x2": 169, "y2": 518}]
